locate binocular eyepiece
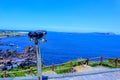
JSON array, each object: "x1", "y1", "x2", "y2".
[{"x1": 28, "y1": 30, "x2": 47, "y2": 43}]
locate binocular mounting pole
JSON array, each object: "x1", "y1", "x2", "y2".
[{"x1": 35, "y1": 39, "x2": 42, "y2": 80}]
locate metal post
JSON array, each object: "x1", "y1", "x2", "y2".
[
  {"x1": 36, "y1": 41, "x2": 42, "y2": 80},
  {"x1": 86, "y1": 58, "x2": 89, "y2": 65},
  {"x1": 70, "y1": 62, "x2": 73, "y2": 73},
  {"x1": 52, "y1": 64, "x2": 54, "y2": 71},
  {"x1": 100, "y1": 56, "x2": 103, "y2": 65},
  {"x1": 115, "y1": 58, "x2": 118, "y2": 68}
]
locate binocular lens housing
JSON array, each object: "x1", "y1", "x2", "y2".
[{"x1": 28, "y1": 31, "x2": 47, "y2": 39}]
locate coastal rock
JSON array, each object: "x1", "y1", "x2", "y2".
[
  {"x1": 3, "y1": 49, "x2": 17, "y2": 59},
  {"x1": 24, "y1": 46, "x2": 36, "y2": 58}
]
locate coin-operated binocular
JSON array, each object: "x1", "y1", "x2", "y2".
[
  {"x1": 28, "y1": 30, "x2": 47, "y2": 80},
  {"x1": 28, "y1": 30, "x2": 47, "y2": 44}
]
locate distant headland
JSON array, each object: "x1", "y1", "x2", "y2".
[
  {"x1": 92, "y1": 32, "x2": 116, "y2": 35},
  {"x1": 0, "y1": 30, "x2": 26, "y2": 38}
]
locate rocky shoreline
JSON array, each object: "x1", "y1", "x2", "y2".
[{"x1": 0, "y1": 46, "x2": 37, "y2": 71}]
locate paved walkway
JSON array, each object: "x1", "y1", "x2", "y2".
[{"x1": 73, "y1": 65, "x2": 110, "y2": 72}]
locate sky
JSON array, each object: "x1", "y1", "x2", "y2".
[{"x1": 0, "y1": 0, "x2": 120, "y2": 33}]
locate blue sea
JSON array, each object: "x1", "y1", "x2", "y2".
[{"x1": 0, "y1": 31, "x2": 120, "y2": 65}]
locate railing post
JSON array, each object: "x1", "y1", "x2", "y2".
[
  {"x1": 115, "y1": 58, "x2": 118, "y2": 67},
  {"x1": 70, "y1": 62, "x2": 73, "y2": 73},
  {"x1": 52, "y1": 64, "x2": 54, "y2": 71},
  {"x1": 30, "y1": 68, "x2": 33, "y2": 75},
  {"x1": 3, "y1": 71, "x2": 7, "y2": 78},
  {"x1": 100, "y1": 56, "x2": 103, "y2": 65},
  {"x1": 86, "y1": 58, "x2": 89, "y2": 65}
]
